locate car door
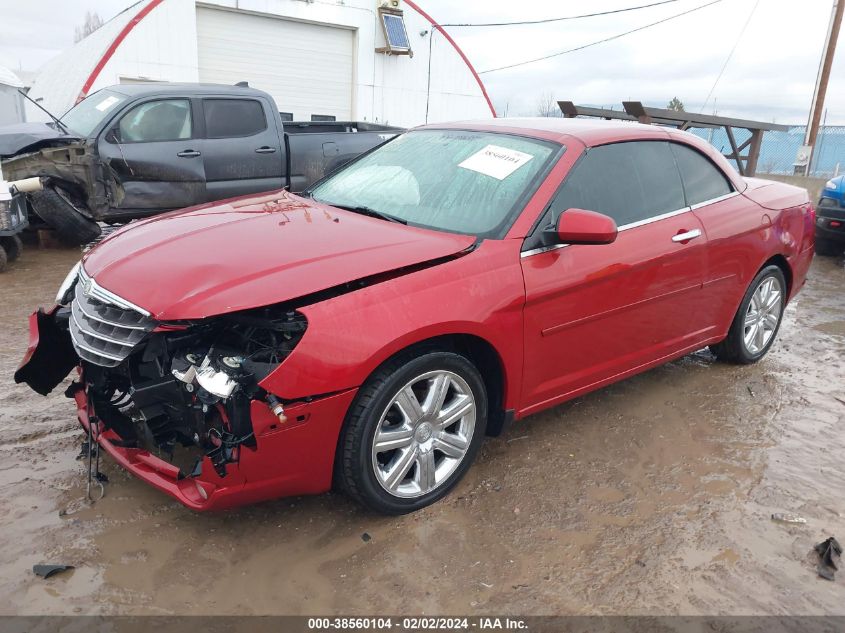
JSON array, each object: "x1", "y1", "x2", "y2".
[
  {"x1": 520, "y1": 141, "x2": 710, "y2": 415},
  {"x1": 98, "y1": 97, "x2": 206, "y2": 212},
  {"x1": 669, "y1": 142, "x2": 750, "y2": 332},
  {"x1": 200, "y1": 97, "x2": 284, "y2": 201}
]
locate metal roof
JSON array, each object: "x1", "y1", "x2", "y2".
[{"x1": 0, "y1": 66, "x2": 23, "y2": 89}]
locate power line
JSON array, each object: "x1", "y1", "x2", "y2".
[
  {"x1": 479, "y1": 0, "x2": 724, "y2": 74},
  {"x1": 699, "y1": 0, "x2": 761, "y2": 113},
  {"x1": 441, "y1": 0, "x2": 683, "y2": 27}
]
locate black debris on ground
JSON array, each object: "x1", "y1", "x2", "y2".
[
  {"x1": 814, "y1": 537, "x2": 841, "y2": 581},
  {"x1": 32, "y1": 564, "x2": 74, "y2": 579}
]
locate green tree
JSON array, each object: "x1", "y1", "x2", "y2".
[{"x1": 667, "y1": 97, "x2": 685, "y2": 112}]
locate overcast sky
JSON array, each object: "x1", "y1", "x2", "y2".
[{"x1": 0, "y1": 0, "x2": 842, "y2": 124}]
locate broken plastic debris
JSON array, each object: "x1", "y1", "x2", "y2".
[
  {"x1": 814, "y1": 537, "x2": 841, "y2": 581},
  {"x1": 771, "y1": 513, "x2": 807, "y2": 524},
  {"x1": 33, "y1": 564, "x2": 74, "y2": 579}
]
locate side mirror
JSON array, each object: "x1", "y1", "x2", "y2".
[{"x1": 545, "y1": 208, "x2": 618, "y2": 245}]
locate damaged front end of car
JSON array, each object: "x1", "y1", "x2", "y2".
[{"x1": 13, "y1": 262, "x2": 345, "y2": 510}]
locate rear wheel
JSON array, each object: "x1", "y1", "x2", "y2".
[
  {"x1": 0, "y1": 235, "x2": 22, "y2": 261},
  {"x1": 0, "y1": 245, "x2": 7, "y2": 272},
  {"x1": 815, "y1": 237, "x2": 843, "y2": 256},
  {"x1": 30, "y1": 187, "x2": 101, "y2": 246},
  {"x1": 337, "y1": 350, "x2": 487, "y2": 515},
  {"x1": 710, "y1": 265, "x2": 786, "y2": 364}
]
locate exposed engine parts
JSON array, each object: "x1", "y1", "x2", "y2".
[{"x1": 83, "y1": 306, "x2": 307, "y2": 479}]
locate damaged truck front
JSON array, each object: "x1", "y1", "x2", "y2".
[{"x1": 2, "y1": 138, "x2": 118, "y2": 245}]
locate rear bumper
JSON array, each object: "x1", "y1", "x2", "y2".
[{"x1": 73, "y1": 384, "x2": 357, "y2": 511}]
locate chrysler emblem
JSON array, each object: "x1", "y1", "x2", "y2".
[{"x1": 83, "y1": 279, "x2": 93, "y2": 296}]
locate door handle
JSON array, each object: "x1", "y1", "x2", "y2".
[
  {"x1": 177, "y1": 149, "x2": 201, "y2": 158},
  {"x1": 672, "y1": 229, "x2": 702, "y2": 243},
  {"x1": 255, "y1": 146, "x2": 277, "y2": 154}
]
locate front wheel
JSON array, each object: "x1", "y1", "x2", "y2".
[
  {"x1": 337, "y1": 350, "x2": 487, "y2": 515},
  {"x1": 710, "y1": 265, "x2": 786, "y2": 364}
]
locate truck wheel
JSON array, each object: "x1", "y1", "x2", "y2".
[
  {"x1": 0, "y1": 235, "x2": 22, "y2": 261},
  {"x1": 337, "y1": 350, "x2": 487, "y2": 515},
  {"x1": 30, "y1": 188, "x2": 101, "y2": 246},
  {"x1": 0, "y1": 245, "x2": 7, "y2": 272},
  {"x1": 815, "y1": 238, "x2": 842, "y2": 257}
]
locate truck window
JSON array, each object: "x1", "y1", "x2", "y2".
[
  {"x1": 203, "y1": 99, "x2": 267, "y2": 138},
  {"x1": 117, "y1": 99, "x2": 192, "y2": 143},
  {"x1": 61, "y1": 89, "x2": 128, "y2": 137},
  {"x1": 311, "y1": 114, "x2": 337, "y2": 122}
]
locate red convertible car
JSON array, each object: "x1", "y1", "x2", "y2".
[{"x1": 16, "y1": 119, "x2": 815, "y2": 514}]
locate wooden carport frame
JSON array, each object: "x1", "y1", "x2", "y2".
[{"x1": 557, "y1": 101, "x2": 789, "y2": 177}]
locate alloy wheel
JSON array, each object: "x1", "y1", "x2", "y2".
[
  {"x1": 742, "y1": 276, "x2": 783, "y2": 355},
  {"x1": 371, "y1": 370, "x2": 476, "y2": 499}
]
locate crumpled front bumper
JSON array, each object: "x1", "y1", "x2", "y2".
[
  {"x1": 16, "y1": 306, "x2": 358, "y2": 511},
  {"x1": 71, "y1": 384, "x2": 357, "y2": 511}
]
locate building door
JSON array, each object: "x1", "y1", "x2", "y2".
[{"x1": 196, "y1": 6, "x2": 354, "y2": 121}]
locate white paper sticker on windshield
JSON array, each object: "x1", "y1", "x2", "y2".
[
  {"x1": 95, "y1": 96, "x2": 120, "y2": 112},
  {"x1": 458, "y1": 145, "x2": 534, "y2": 180}
]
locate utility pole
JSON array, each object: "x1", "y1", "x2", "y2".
[{"x1": 798, "y1": 0, "x2": 843, "y2": 175}]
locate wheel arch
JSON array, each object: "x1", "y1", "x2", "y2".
[
  {"x1": 355, "y1": 333, "x2": 512, "y2": 438},
  {"x1": 761, "y1": 253, "x2": 792, "y2": 298}
]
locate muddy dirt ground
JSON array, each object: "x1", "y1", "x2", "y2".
[{"x1": 0, "y1": 246, "x2": 843, "y2": 616}]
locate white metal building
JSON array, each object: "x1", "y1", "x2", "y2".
[
  {"x1": 25, "y1": 0, "x2": 496, "y2": 127},
  {"x1": 0, "y1": 66, "x2": 26, "y2": 126}
]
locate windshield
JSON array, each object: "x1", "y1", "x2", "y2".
[
  {"x1": 310, "y1": 129, "x2": 559, "y2": 237},
  {"x1": 61, "y1": 89, "x2": 128, "y2": 137}
]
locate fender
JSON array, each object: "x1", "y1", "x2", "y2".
[{"x1": 259, "y1": 239, "x2": 526, "y2": 413}]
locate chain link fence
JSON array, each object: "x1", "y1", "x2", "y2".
[{"x1": 690, "y1": 123, "x2": 844, "y2": 179}]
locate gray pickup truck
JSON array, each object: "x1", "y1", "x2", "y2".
[{"x1": 0, "y1": 83, "x2": 401, "y2": 244}]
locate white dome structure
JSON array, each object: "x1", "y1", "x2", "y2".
[
  {"x1": 27, "y1": 0, "x2": 495, "y2": 127},
  {"x1": 0, "y1": 66, "x2": 25, "y2": 125}
]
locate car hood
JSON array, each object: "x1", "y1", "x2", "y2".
[
  {"x1": 0, "y1": 122, "x2": 79, "y2": 158},
  {"x1": 82, "y1": 190, "x2": 476, "y2": 320}
]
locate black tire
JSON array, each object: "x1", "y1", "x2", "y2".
[
  {"x1": 0, "y1": 235, "x2": 22, "y2": 261},
  {"x1": 710, "y1": 265, "x2": 787, "y2": 364},
  {"x1": 337, "y1": 349, "x2": 488, "y2": 515},
  {"x1": 0, "y1": 245, "x2": 7, "y2": 272},
  {"x1": 815, "y1": 237, "x2": 843, "y2": 257},
  {"x1": 30, "y1": 187, "x2": 101, "y2": 246}
]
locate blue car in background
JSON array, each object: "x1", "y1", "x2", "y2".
[{"x1": 817, "y1": 175, "x2": 845, "y2": 256}]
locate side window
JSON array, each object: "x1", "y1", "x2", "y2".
[
  {"x1": 117, "y1": 99, "x2": 191, "y2": 142},
  {"x1": 311, "y1": 114, "x2": 336, "y2": 122},
  {"x1": 279, "y1": 112, "x2": 293, "y2": 122},
  {"x1": 670, "y1": 143, "x2": 732, "y2": 206},
  {"x1": 550, "y1": 141, "x2": 685, "y2": 228},
  {"x1": 203, "y1": 99, "x2": 267, "y2": 138}
]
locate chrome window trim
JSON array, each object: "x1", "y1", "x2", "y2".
[
  {"x1": 689, "y1": 190, "x2": 739, "y2": 210},
  {"x1": 521, "y1": 206, "x2": 690, "y2": 259},
  {"x1": 616, "y1": 206, "x2": 690, "y2": 232},
  {"x1": 79, "y1": 266, "x2": 152, "y2": 317},
  {"x1": 520, "y1": 243, "x2": 569, "y2": 258}
]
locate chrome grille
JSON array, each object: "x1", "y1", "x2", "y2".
[{"x1": 69, "y1": 269, "x2": 155, "y2": 367}]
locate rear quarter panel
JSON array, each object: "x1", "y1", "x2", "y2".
[{"x1": 693, "y1": 182, "x2": 812, "y2": 337}]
